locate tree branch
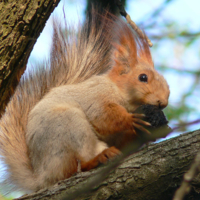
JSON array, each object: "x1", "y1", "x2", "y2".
[
  {"x1": 0, "y1": 0, "x2": 60, "y2": 118},
  {"x1": 16, "y1": 129, "x2": 200, "y2": 200}
]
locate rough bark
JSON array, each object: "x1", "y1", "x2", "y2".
[
  {"x1": 0, "y1": 0, "x2": 60, "y2": 118},
  {"x1": 15, "y1": 129, "x2": 200, "y2": 200}
]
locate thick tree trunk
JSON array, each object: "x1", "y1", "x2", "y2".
[
  {"x1": 0, "y1": 0, "x2": 60, "y2": 118},
  {"x1": 15, "y1": 129, "x2": 200, "y2": 200}
]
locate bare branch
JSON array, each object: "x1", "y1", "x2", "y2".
[
  {"x1": 15, "y1": 129, "x2": 200, "y2": 200},
  {"x1": 173, "y1": 152, "x2": 200, "y2": 200},
  {"x1": 115, "y1": 0, "x2": 153, "y2": 47}
]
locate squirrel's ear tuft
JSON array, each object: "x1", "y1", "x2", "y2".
[
  {"x1": 137, "y1": 34, "x2": 154, "y2": 67},
  {"x1": 113, "y1": 24, "x2": 138, "y2": 69},
  {"x1": 107, "y1": 15, "x2": 153, "y2": 72}
]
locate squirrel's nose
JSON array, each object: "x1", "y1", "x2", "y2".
[{"x1": 157, "y1": 100, "x2": 168, "y2": 109}]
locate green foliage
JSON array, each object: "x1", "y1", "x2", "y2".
[{"x1": 0, "y1": 195, "x2": 13, "y2": 200}]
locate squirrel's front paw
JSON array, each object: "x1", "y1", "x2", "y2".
[{"x1": 131, "y1": 113, "x2": 151, "y2": 134}]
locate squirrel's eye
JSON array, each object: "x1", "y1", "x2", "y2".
[{"x1": 138, "y1": 74, "x2": 148, "y2": 83}]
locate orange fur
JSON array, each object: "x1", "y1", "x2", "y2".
[{"x1": 91, "y1": 103, "x2": 134, "y2": 137}]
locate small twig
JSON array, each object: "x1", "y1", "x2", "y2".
[
  {"x1": 173, "y1": 151, "x2": 200, "y2": 200},
  {"x1": 172, "y1": 119, "x2": 200, "y2": 132},
  {"x1": 115, "y1": 0, "x2": 153, "y2": 47},
  {"x1": 173, "y1": 119, "x2": 200, "y2": 200}
]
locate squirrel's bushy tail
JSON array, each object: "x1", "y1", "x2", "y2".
[{"x1": 0, "y1": 11, "x2": 113, "y2": 192}]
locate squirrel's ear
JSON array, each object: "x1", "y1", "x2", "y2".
[{"x1": 113, "y1": 44, "x2": 129, "y2": 60}]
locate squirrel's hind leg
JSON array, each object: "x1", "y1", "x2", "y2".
[
  {"x1": 81, "y1": 146, "x2": 121, "y2": 171},
  {"x1": 26, "y1": 104, "x2": 109, "y2": 188}
]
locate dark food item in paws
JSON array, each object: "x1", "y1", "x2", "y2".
[
  {"x1": 132, "y1": 105, "x2": 172, "y2": 144},
  {"x1": 134, "y1": 104, "x2": 168, "y2": 127},
  {"x1": 134, "y1": 104, "x2": 172, "y2": 139}
]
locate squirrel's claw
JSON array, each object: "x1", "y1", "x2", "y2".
[
  {"x1": 132, "y1": 122, "x2": 151, "y2": 135},
  {"x1": 131, "y1": 113, "x2": 151, "y2": 134},
  {"x1": 131, "y1": 113, "x2": 151, "y2": 126}
]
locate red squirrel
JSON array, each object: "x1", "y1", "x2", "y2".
[{"x1": 0, "y1": 11, "x2": 170, "y2": 193}]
